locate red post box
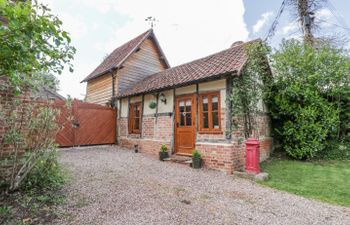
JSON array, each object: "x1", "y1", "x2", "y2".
[{"x1": 245, "y1": 138, "x2": 260, "y2": 174}]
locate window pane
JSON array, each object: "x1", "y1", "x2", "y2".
[
  {"x1": 179, "y1": 101, "x2": 185, "y2": 113},
  {"x1": 185, "y1": 99, "x2": 191, "y2": 113},
  {"x1": 212, "y1": 111, "x2": 219, "y2": 128},
  {"x1": 212, "y1": 96, "x2": 218, "y2": 111},
  {"x1": 180, "y1": 112, "x2": 185, "y2": 126},
  {"x1": 134, "y1": 118, "x2": 139, "y2": 130},
  {"x1": 202, "y1": 97, "x2": 208, "y2": 111},
  {"x1": 135, "y1": 106, "x2": 139, "y2": 117},
  {"x1": 202, "y1": 112, "x2": 209, "y2": 128},
  {"x1": 186, "y1": 112, "x2": 192, "y2": 126}
]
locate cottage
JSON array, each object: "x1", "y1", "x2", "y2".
[{"x1": 82, "y1": 30, "x2": 273, "y2": 174}]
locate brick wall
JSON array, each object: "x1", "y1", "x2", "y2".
[
  {"x1": 0, "y1": 78, "x2": 29, "y2": 159},
  {"x1": 0, "y1": 78, "x2": 32, "y2": 182},
  {"x1": 118, "y1": 114, "x2": 172, "y2": 154},
  {"x1": 195, "y1": 142, "x2": 235, "y2": 173},
  {"x1": 118, "y1": 99, "x2": 273, "y2": 174}
]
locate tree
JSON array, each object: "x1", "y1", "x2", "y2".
[
  {"x1": 268, "y1": 39, "x2": 350, "y2": 159},
  {"x1": 0, "y1": 0, "x2": 75, "y2": 192},
  {"x1": 0, "y1": 0, "x2": 75, "y2": 94}
]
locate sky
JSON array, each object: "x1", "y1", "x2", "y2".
[{"x1": 39, "y1": 0, "x2": 350, "y2": 99}]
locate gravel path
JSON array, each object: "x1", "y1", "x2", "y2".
[{"x1": 56, "y1": 145, "x2": 350, "y2": 225}]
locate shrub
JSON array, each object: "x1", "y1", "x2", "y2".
[
  {"x1": 192, "y1": 149, "x2": 201, "y2": 158},
  {"x1": 22, "y1": 149, "x2": 66, "y2": 191},
  {"x1": 315, "y1": 140, "x2": 350, "y2": 160},
  {"x1": 160, "y1": 144, "x2": 168, "y2": 152},
  {"x1": 0, "y1": 98, "x2": 71, "y2": 192},
  {"x1": 268, "y1": 40, "x2": 350, "y2": 159}
]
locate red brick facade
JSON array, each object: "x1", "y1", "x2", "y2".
[
  {"x1": 118, "y1": 115, "x2": 172, "y2": 155},
  {"x1": 118, "y1": 108, "x2": 273, "y2": 174},
  {"x1": 0, "y1": 78, "x2": 29, "y2": 159}
]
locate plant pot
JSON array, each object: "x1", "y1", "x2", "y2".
[
  {"x1": 159, "y1": 151, "x2": 169, "y2": 161},
  {"x1": 192, "y1": 157, "x2": 202, "y2": 169}
]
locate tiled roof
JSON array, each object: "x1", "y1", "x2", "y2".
[
  {"x1": 118, "y1": 40, "x2": 258, "y2": 97},
  {"x1": 82, "y1": 29, "x2": 168, "y2": 82}
]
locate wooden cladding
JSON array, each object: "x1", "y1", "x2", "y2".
[
  {"x1": 86, "y1": 73, "x2": 113, "y2": 105},
  {"x1": 118, "y1": 38, "x2": 167, "y2": 95},
  {"x1": 128, "y1": 102, "x2": 142, "y2": 134},
  {"x1": 198, "y1": 92, "x2": 222, "y2": 133}
]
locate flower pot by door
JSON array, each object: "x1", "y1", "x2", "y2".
[
  {"x1": 159, "y1": 152, "x2": 169, "y2": 161},
  {"x1": 192, "y1": 157, "x2": 202, "y2": 169}
]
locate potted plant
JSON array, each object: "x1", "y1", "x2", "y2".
[
  {"x1": 192, "y1": 149, "x2": 202, "y2": 169},
  {"x1": 159, "y1": 144, "x2": 169, "y2": 161}
]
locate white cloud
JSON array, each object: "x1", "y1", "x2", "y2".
[
  {"x1": 316, "y1": 8, "x2": 334, "y2": 28},
  {"x1": 317, "y1": 8, "x2": 332, "y2": 20},
  {"x1": 253, "y1": 11, "x2": 273, "y2": 34},
  {"x1": 282, "y1": 21, "x2": 299, "y2": 35},
  {"x1": 88, "y1": 0, "x2": 249, "y2": 66},
  {"x1": 38, "y1": 0, "x2": 249, "y2": 98},
  {"x1": 59, "y1": 14, "x2": 88, "y2": 41}
]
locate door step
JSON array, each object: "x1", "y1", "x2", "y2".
[{"x1": 163, "y1": 155, "x2": 192, "y2": 165}]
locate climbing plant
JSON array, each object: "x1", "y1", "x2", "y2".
[{"x1": 230, "y1": 41, "x2": 271, "y2": 138}]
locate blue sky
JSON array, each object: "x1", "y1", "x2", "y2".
[{"x1": 40, "y1": 0, "x2": 350, "y2": 99}]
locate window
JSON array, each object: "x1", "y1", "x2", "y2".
[
  {"x1": 199, "y1": 92, "x2": 221, "y2": 133},
  {"x1": 129, "y1": 102, "x2": 142, "y2": 134},
  {"x1": 179, "y1": 99, "x2": 192, "y2": 127}
]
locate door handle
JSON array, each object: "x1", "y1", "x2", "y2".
[{"x1": 176, "y1": 122, "x2": 179, "y2": 127}]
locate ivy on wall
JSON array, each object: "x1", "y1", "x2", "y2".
[{"x1": 230, "y1": 42, "x2": 272, "y2": 139}]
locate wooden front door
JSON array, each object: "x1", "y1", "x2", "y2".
[{"x1": 175, "y1": 95, "x2": 196, "y2": 155}]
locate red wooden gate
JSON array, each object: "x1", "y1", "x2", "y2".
[{"x1": 55, "y1": 100, "x2": 116, "y2": 147}]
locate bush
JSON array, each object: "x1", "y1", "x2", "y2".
[
  {"x1": 315, "y1": 140, "x2": 350, "y2": 160},
  {"x1": 22, "y1": 149, "x2": 66, "y2": 191},
  {"x1": 268, "y1": 40, "x2": 350, "y2": 159}
]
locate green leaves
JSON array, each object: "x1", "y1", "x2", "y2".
[
  {"x1": 230, "y1": 41, "x2": 271, "y2": 138},
  {"x1": 0, "y1": 0, "x2": 76, "y2": 95},
  {"x1": 268, "y1": 39, "x2": 350, "y2": 159}
]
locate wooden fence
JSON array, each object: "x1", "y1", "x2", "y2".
[{"x1": 55, "y1": 100, "x2": 116, "y2": 147}]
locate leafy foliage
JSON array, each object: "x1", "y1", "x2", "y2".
[
  {"x1": 268, "y1": 40, "x2": 350, "y2": 159},
  {"x1": 0, "y1": 0, "x2": 75, "y2": 94},
  {"x1": 315, "y1": 140, "x2": 350, "y2": 160},
  {"x1": 192, "y1": 149, "x2": 201, "y2": 158},
  {"x1": 230, "y1": 41, "x2": 272, "y2": 138},
  {"x1": 0, "y1": 98, "x2": 72, "y2": 192},
  {"x1": 22, "y1": 150, "x2": 66, "y2": 191},
  {"x1": 160, "y1": 144, "x2": 168, "y2": 152}
]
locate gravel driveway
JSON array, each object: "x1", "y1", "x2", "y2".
[{"x1": 56, "y1": 145, "x2": 350, "y2": 225}]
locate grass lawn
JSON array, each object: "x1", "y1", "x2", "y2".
[{"x1": 260, "y1": 159, "x2": 350, "y2": 207}]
